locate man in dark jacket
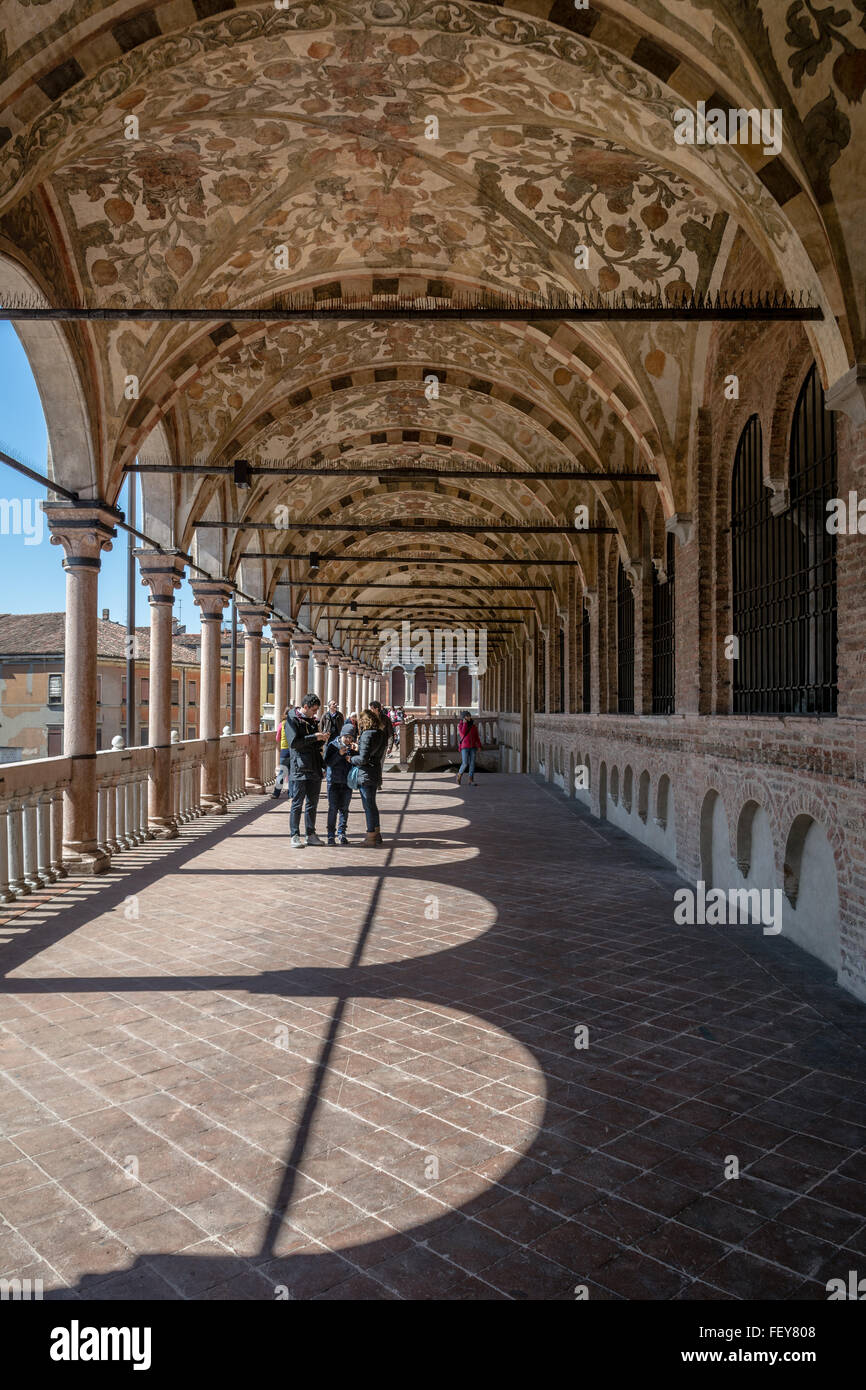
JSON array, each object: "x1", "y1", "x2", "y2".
[
  {"x1": 285, "y1": 693, "x2": 329, "y2": 847},
  {"x1": 322, "y1": 699, "x2": 344, "y2": 740},
  {"x1": 323, "y1": 720, "x2": 356, "y2": 845}
]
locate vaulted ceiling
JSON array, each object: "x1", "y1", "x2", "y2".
[{"x1": 1, "y1": 0, "x2": 863, "y2": 658}]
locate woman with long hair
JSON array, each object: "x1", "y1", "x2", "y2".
[{"x1": 350, "y1": 709, "x2": 387, "y2": 846}]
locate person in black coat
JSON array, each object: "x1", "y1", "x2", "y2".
[
  {"x1": 350, "y1": 710, "x2": 387, "y2": 846},
  {"x1": 285, "y1": 694, "x2": 329, "y2": 847},
  {"x1": 323, "y1": 720, "x2": 356, "y2": 845},
  {"x1": 322, "y1": 699, "x2": 344, "y2": 740}
]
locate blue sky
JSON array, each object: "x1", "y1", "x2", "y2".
[{"x1": 0, "y1": 322, "x2": 201, "y2": 632}]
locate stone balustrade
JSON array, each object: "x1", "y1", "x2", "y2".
[{"x1": 0, "y1": 731, "x2": 277, "y2": 900}]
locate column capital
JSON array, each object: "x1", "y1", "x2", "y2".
[
  {"x1": 44, "y1": 502, "x2": 116, "y2": 568},
  {"x1": 665, "y1": 513, "x2": 693, "y2": 547},
  {"x1": 135, "y1": 549, "x2": 186, "y2": 600},
  {"x1": 326, "y1": 649, "x2": 342, "y2": 669},
  {"x1": 339, "y1": 653, "x2": 354, "y2": 670},
  {"x1": 190, "y1": 578, "x2": 233, "y2": 619},
  {"x1": 237, "y1": 604, "x2": 269, "y2": 637},
  {"x1": 311, "y1": 642, "x2": 330, "y2": 662},
  {"x1": 825, "y1": 362, "x2": 866, "y2": 426},
  {"x1": 292, "y1": 635, "x2": 314, "y2": 658},
  {"x1": 269, "y1": 620, "x2": 296, "y2": 647}
]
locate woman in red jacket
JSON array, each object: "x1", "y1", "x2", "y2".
[{"x1": 456, "y1": 712, "x2": 482, "y2": 786}]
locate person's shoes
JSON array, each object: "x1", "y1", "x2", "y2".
[
  {"x1": 306, "y1": 832, "x2": 324, "y2": 846},
  {"x1": 327, "y1": 837, "x2": 336, "y2": 846},
  {"x1": 363, "y1": 832, "x2": 378, "y2": 847},
  {"x1": 373, "y1": 830, "x2": 384, "y2": 845},
  {"x1": 290, "y1": 833, "x2": 303, "y2": 849},
  {"x1": 469, "y1": 779, "x2": 477, "y2": 785},
  {"x1": 338, "y1": 835, "x2": 350, "y2": 845},
  {"x1": 456, "y1": 772, "x2": 462, "y2": 785}
]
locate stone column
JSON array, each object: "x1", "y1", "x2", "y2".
[
  {"x1": 136, "y1": 549, "x2": 186, "y2": 838},
  {"x1": 292, "y1": 636, "x2": 313, "y2": 704},
  {"x1": 270, "y1": 620, "x2": 295, "y2": 725},
  {"x1": 237, "y1": 604, "x2": 269, "y2": 793},
  {"x1": 327, "y1": 650, "x2": 341, "y2": 706},
  {"x1": 338, "y1": 656, "x2": 351, "y2": 712},
  {"x1": 191, "y1": 579, "x2": 233, "y2": 813},
  {"x1": 44, "y1": 505, "x2": 116, "y2": 872},
  {"x1": 311, "y1": 643, "x2": 329, "y2": 705}
]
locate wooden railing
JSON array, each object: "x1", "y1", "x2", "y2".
[{"x1": 0, "y1": 730, "x2": 277, "y2": 901}]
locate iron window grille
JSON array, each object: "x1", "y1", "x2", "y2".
[
  {"x1": 582, "y1": 603, "x2": 591, "y2": 712},
  {"x1": 617, "y1": 560, "x2": 635, "y2": 713},
  {"x1": 651, "y1": 530, "x2": 676, "y2": 714},
  {"x1": 731, "y1": 375, "x2": 837, "y2": 716}
]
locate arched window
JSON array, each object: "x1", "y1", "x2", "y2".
[
  {"x1": 731, "y1": 374, "x2": 837, "y2": 715},
  {"x1": 414, "y1": 665, "x2": 428, "y2": 703},
  {"x1": 456, "y1": 665, "x2": 472, "y2": 707},
  {"x1": 651, "y1": 530, "x2": 676, "y2": 714},
  {"x1": 390, "y1": 665, "x2": 405, "y2": 705},
  {"x1": 535, "y1": 631, "x2": 546, "y2": 713},
  {"x1": 558, "y1": 626, "x2": 565, "y2": 713},
  {"x1": 581, "y1": 602, "x2": 591, "y2": 712},
  {"x1": 616, "y1": 561, "x2": 634, "y2": 713},
  {"x1": 789, "y1": 365, "x2": 837, "y2": 714}
]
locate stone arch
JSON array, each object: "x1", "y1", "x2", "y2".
[
  {"x1": 623, "y1": 765, "x2": 633, "y2": 814},
  {"x1": 598, "y1": 760, "x2": 607, "y2": 820},
  {"x1": 0, "y1": 249, "x2": 99, "y2": 499},
  {"x1": 610, "y1": 765, "x2": 620, "y2": 806},
  {"x1": 783, "y1": 815, "x2": 841, "y2": 971}
]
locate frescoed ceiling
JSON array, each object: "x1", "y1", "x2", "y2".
[{"x1": 0, "y1": 0, "x2": 862, "y2": 649}]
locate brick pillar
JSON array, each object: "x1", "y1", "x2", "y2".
[
  {"x1": 237, "y1": 605, "x2": 269, "y2": 792},
  {"x1": 826, "y1": 376, "x2": 866, "y2": 717},
  {"x1": 667, "y1": 515, "x2": 696, "y2": 713},
  {"x1": 191, "y1": 579, "x2": 233, "y2": 813},
  {"x1": 44, "y1": 504, "x2": 116, "y2": 872},
  {"x1": 136, "y1": 549, "x2": 186, "y2": 838}
]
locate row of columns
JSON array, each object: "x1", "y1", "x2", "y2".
[{"x1": 41, "y1": 503, "x2": 381, "y2": 874}]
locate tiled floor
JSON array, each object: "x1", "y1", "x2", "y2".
[{"x1": 1, "y1": 771, "x2": 865, "y2": 1300}]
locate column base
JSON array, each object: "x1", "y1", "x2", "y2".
[
  {"x1": 62, "y1": 847, "x2": 111, "y2": 876},
  {"x1": 202, "y1": 795, "x2": 228, "y2": 815},
  {"x1": 245, "y1": 780, "x2": 266, "y2": 795},
  {"x1": 147, "y1": 818, "x2": 179, "y2": 840}
]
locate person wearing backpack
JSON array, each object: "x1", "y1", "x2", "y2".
[
  {"x1": 285, "y1": 693, "x2": 329, "y2": 847},
  {"x1": 272, "y1": 707, "x2": 294, "y2": 801},
  {"x1": 350, "y1": 709, "x2": 387, "y2": 846},
  {"x1": 456, "y1": 711, "x2": 482, "y2": 786},
  {"x1": 323, "y1": 720, "x2": 356, "y2": 845}
]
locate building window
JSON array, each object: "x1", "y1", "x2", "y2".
[
  {"x1": 96, "y1": 726, "x2": 102, "y2": 751},
  {"x1": 47, "y1": 727, "x2": 63, "y2": 757},
  {"x1": 582, "y1": 603, "x2": 591, "y2": 712},
  {"x1": 187, "y1": 724, "x2": 196, "y2": 741},
  {"x1": 141, "y1": 677, "x2": 149, "y2": 705},
  {"x1": 121, "y1": 677, "x2": 127, "y2": 703},
  {"x1": 96, "y1": 674, "x2": 102, "y2": 705},
  {"x1": 616, "y1": 561, "x2": 634, "y2": 713},
  {"x1": 534, "y1": 635, "x2": 546, "y2": 714},
  {"x1": 171, "y1": 678, "x2": 179, "y2": 706},
  {"x1": 188, "y1": 679, "x2": 196, "y2": 704},
  {"x1": 140, "y1": 726, "x2": 148, "y2": 745},
  {"x1": 789, "y1": 364, "x2": 838, "y2": 714},
  {"x1": 651, "y1": 531, "x2": 676, "y2": 715},
  {"x1": 558, "y1": 627, "x2": 565, "y2": 713},
  {"x1": 48, "y1": 673, "x2": 63, "y2": 705},
  {"x1": 731, "y1": 382, "x2": 837, "y2": 716}
]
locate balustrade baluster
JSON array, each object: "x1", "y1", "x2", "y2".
[
  {"x1": 7, "y1": 804, "x2": 28, "y2": 897},
  {"x1": 37, "y1": 797, "x2": 53, "y2": 883},
  {"x1": 51, "y1": 792, "x2": 66, "y2": 877},
  {"x1": 0, "y1": 804, "x2": 12, "y2": 903}
]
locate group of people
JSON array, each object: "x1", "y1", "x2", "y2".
[
  {"x1": 273, "y1": 695, "x2": 393, "y2": 847},
  {"x1": 272, "y1": 698, "x2": 484, "y2": 847}
]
